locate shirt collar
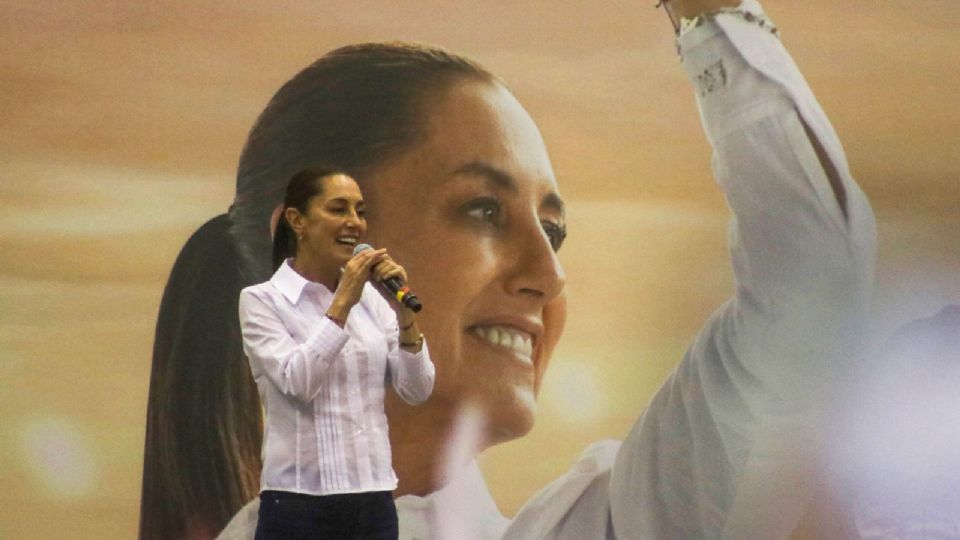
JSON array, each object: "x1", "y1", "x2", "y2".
[{"x1": 270, "y1": 258, "x2": 311, "y2": 304}]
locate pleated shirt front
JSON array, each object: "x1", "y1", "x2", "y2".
[{"x1": 239, "y1": 260, "x2": 435, "y2": 496}]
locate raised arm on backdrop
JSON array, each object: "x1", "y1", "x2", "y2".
[
  {"x1": 506, "y1": 1, "x2": 875, "y2": 538},
  {"x1": 606, "y1": 1, "x2": 875, "y2": 538}
]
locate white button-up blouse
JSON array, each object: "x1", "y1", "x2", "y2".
[{"x1": 239, "y1": 259, "x2": 435, "y2": 496}]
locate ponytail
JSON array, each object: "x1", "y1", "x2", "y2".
[
  {"x1": 140, "y1": 214, "x2": 262, "y2": 540},
  {"x1": 272, "y1": 213, "x2": 295, "y2": 272}
]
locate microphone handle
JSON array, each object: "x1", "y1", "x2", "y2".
[{"x1": 381, "y1": 276, "x2": 423, "y2": 313}]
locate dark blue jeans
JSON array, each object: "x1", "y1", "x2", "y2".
[{"x1": 255, "y1": 490, "x2": 398, "y2": 540}]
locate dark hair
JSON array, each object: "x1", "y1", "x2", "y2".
[
  {"x1": 141, "y1": 42, "x2": 495, "y2": 539},
  {"x1": 229, "y1": 42, "x2": 496, "y2": 285},
  {"x1": 272, "y1": 166, "x2": 345, "y2": 271},
  {"x1": 139, "y1": 215, "x2": 262, "y2": 540}
]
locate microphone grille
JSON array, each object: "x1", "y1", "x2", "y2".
[{"x1": 352, "y1": 243, "x2": 374, "y2": 256}]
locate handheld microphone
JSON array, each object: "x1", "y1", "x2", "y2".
[{"x1": 353, "y1": 243, "x2": 423, "y2": 313}]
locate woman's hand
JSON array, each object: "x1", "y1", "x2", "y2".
[
  {"x1": 326, "y1": 248, "x2": 386, "y2": 325},
  {"x1": 371, "y1": 254, "x2": 414, "y2": 313},
  {"x1": 371, "y1": 253, "x2": 422, "y2": 349},
  {"x1": 370, "y1": 253, "x2": 408, "y2": 290}
]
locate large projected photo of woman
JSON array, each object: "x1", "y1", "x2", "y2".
[
  {"x1": 144, "y1": 1, "x2": 877, "y2": 538},
  {"x1": 2, "y1": 1, "x2": 958, "y2": 539}
]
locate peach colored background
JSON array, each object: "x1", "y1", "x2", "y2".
[{"x1": 2, "y1": 2, "x2": 958, "y2": 538}]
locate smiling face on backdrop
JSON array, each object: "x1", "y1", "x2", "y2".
[{"x1": 366, "y1": 80, "x2": 568, "y2": 443}]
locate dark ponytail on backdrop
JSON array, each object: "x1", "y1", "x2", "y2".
[{"x1": 140, "y1": 214, "x2": 262, "y2": 540}]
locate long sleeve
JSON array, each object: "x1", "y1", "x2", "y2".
[
  {"x1": 380, "y1": 294, "x2": 435, "y2": 405},
  {"x1": 239, "y1": 287, "x2": 348, "y2": 404},
  {"x1": 609, "y1": 4, "x2": 876, "y2": 539}
]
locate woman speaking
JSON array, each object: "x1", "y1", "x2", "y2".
[{"x1": 238, "y1": 166, "x2": 435, "y2": 540}]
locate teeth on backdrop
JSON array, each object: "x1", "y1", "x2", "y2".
[
  {"x1": 473, "y1": 326, "x2": 533, "y2": 358},
  {"x1": 520, "y1": 337, "x2": 532, "y2": 356}
]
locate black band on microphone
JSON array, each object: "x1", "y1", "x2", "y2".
[{"x1": 353, "y1": 243, "x2": 423, "y2": 312}]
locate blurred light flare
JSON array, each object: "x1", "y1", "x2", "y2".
[
  {"x1": 433, "y1": 403, "x2": 489, "y2": 540},
  {"x1": 827, "y1": 331, "x2": 960, "y2": 532},
  {"x1": 19, "y1": 415, "x2": 98, "y2": 499},
  {"x1": 541, "y1": 358, "x2": 607, "y2": 425}
]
